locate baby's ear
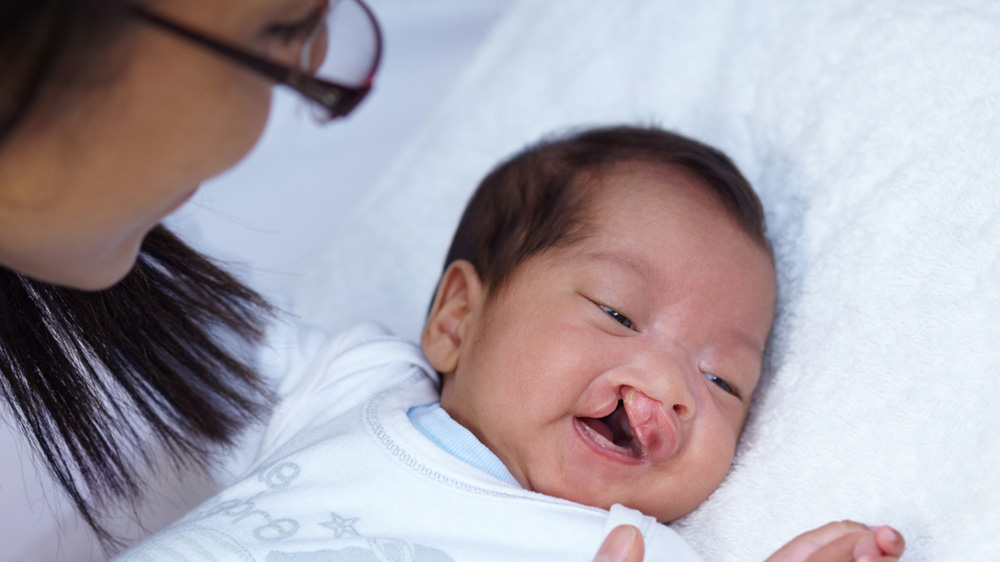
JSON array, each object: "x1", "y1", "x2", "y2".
[{"x1": 421, "y1": 260, "x2": 483, "y2": 374}]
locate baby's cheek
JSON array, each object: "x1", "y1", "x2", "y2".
[{"x1": 689, "y1": 424, "x2": 740, "y2": 489}]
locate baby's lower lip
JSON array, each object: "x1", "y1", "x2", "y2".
[{"x1": 573, "y1": 417, "x2": 645, "y2": 466}]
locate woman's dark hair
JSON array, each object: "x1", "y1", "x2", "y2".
[
  {"x1": 1, "y1": 0, "x2": 273, "y2": 551},
  {"x1": 443, "y1": 125, "x2": 769, "y2": 295},
  {"x1": 0, "y1": 226, "x2": 276, "y2": 550}
]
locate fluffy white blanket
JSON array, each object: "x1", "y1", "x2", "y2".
[{"x1": 291, "y1": 1, "x2": 1000, "y2": 560}]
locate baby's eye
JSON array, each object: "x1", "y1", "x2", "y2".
[
  {"x1": 704, "y1": 372, "x2": 738, "y2": 397},
  {"x1": 599, "y1": 304, "x2": 634, "y2": 330}
]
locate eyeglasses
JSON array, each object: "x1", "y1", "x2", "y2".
[{"x1": 127, "y1": 0, "x2": 382, "y2": 121}]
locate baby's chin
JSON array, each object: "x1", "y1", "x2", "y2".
[
  {"x1": 605, "y1": 497, "x2": 699, "y2": 524},
  {"x1": 528, "y1": 475, "x2": 704, "y2": 523}
]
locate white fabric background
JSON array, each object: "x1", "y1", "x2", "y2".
[
  {"x1": 5, "y1": 0, "x2": 996, "y2": 560},
  {"x1": 287, "y1": 1, "x2": 1000, "y2": 560}
]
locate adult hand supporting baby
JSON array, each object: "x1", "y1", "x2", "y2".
[{"x1": 592, "y1": 525, "x2": 645, "y2": 562}]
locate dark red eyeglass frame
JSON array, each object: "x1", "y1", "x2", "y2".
[{"x1": 126, "y1": 0, "x2": 383, "y2": 121}]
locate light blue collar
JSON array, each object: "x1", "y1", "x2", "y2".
[{"x1": 407, "y1": 402, "x2": 520, "y2": 486}]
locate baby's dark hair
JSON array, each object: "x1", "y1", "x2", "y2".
[{"x1": 441, "y1": 125, "x2": 768, "y2": 296}]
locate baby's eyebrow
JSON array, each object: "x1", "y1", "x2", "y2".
[
  {"x1": 731, "y1": 329, "x2": 768, "y2": 356},
  {"x1": 580, "y1": 251, "x2": 653, "y2": 281}
]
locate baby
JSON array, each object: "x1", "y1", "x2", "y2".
[
  {"x1": 116, "y1": 126, "x2": 903, "y2": 561},
  {"x1": 420, "y1": 125, "x2": 775, "y2": 525}
]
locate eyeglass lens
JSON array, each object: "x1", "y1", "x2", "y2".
[{"x1": 309, "y1": 0, "x2": 380, "y2": 87}]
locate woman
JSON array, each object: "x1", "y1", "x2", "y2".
[
  {"x1": 0, "y1": 1, "x2": 894, "y2": 560},
  {"x1": 0, "y1": 0, "x2": 365, "y2": 548},
  {"x1": 2, "y1": 0, "x2": 406, "y2": 551}
]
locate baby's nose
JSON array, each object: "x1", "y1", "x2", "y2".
[{"x1": 628, "y1": 360, "x2": 696, "y2": 422}]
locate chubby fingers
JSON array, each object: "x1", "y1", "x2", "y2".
[
  {"x1": 593, "y1": 525, "x2": 645, "y2": 562},
  {"x1": 766, "y1": 520, "x2": 875, "y2": 562},
  {"x1": 870, "y1": 525, "x2": 905, "y2": 558},
  {"x1": 800, "y1": 520, "x2": 879, "y2": 548},
  {"x1": 804, "y1": 528, "x2": 901, "y2": 562}
]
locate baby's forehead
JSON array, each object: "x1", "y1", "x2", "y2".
[
  {"x1": 573, "y1": 162, "x2": 735, "y2": 230},
  {"x1": 586, "y1": 159, "x2": 714, "y2": 195},
  {"x1": 575, "y1": 160, "x2": 771, "y2": 257}
]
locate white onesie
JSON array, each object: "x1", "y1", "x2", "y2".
[{"x1": 115, "y1": 323, "x2": 705, "y2": 561}]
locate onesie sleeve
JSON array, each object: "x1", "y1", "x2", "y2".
[
  {"x1": 605, "y1": 504, "x2": 707, "y2": 562},
  {"x1": 209, "y1": 318, "x2": 330, "y2": 486},
  {"x1": 212, "y1": 321, "x2": 424, "y2": 485}
]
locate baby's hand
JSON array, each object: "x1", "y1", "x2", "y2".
[{"x1": 765, "y1": 521, "x2": 905, "y2": 562}]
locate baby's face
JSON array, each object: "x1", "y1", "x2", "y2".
[{"x1": 438, "y1": 164, "x2": 776, "y2": 521}]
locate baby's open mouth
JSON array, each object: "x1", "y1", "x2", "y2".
[{"x1": 578, "y1": 399, "x2": 642, "y2": 458}]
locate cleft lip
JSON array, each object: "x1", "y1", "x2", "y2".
[
  {"x1": 574, "y1": 414, "x2": 644, "y2": 464},
  {"x1": 574, "y1": 385, "x2": 679, "y2": 465},
  {"x1": 579, "y1": 399, "x2": 642, "y2": 457},
  {"x1": 619, "y1": 385, "x2": 678, "y2": 463}
]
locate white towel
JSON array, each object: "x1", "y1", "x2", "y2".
[{"x1": 291, "y1": 1, "x2": 1000, "y2": 560}]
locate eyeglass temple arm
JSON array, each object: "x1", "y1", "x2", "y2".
[{"x1": 130, "y1": 6, "x2": 369, "y2": 115}]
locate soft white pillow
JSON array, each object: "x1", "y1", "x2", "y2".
[{"x1": 291, "y1": 1, "x2": 1000, "y2": 560}]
